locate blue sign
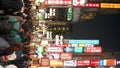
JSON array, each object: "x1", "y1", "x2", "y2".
[
  {"x1": 100, "y1": 59, "x2": 104, "y2": 66},
  {"x1": 74, "y1": 47, "x2": 83, "y2": 53},
  {"x1": 69, "y1": 39, "x2": 99, "y2": 44}
]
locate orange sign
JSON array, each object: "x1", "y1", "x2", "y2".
[
  {"x1": 105, "y1": 59, "x2": 116, "y2": 66},
  {"x1": 50, "y1": 60, "x2": 63, "y2": 66},
  {"x1": 61, "y1": 53, "x2": 72, "y2": 60},
  {"x1": 41, "y1": 58, "x2": 50, "y2": 66},
  {"x1": 101, "y1": 3, "x2": 120, "y2": 8}
]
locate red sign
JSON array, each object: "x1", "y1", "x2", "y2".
[
  {"x1": 61, "y1": 53, "x2": 72, "y2": 60},
  {"x1": 77, "y1": 60, "x2": 90, "y2": 66},
  {"x1": 45, "y1": 0, "x2": 72, "y2": 6},
  {"x1": 90, "y1": 60, "x2": 100, "y2": 66},
  {"x1": 85, "y1": 47, "x2": 102, "y2": 53}
]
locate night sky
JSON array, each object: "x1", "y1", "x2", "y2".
[{"x1": 64, "y1": 13, "x2": 120, "y2": 51}]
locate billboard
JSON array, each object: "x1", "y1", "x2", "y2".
[
  {"x1": 50, "y1": 60, "x2": 63, "y2": 66},
  {"x1": 45, "y1": 0, "x2": 72, "y2": 6},
  {"x1": 90, "y1": 60, "x2": 100, "y2": 66},
  {"x1": 77, "y1": 60, "x2": 90, "y2": 66},
  {"x1": 46, "y1": 47, "x2": 63, "y2": 52},
  {"x1": 101, "y1": 3, "x2": 120, "y2": 9},
  {"x1": 64, "y1": 60, "x2": 76, "y2": 66},
  {"x1": 61, "y1": 53, "x2": 72, "y2": 60},
  {"x1": 84, "y1": 47, "x2": 102, "y2": 53},
  {"x1": 69, "y1": 39, "x2": 99, "y2": 44},
  {"x1": 49, "y1": 53, "x2": 60, "y2": 60}
]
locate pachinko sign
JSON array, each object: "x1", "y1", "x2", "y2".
[
  {"x1": 46, "y1": 47, "x2": 63, "y2": 52},
  {"x1": 61, "y1": 53, "x2": 72, "y2": 60},
  {"x1": 84, "y1": 47, "x2": 102, "y2": 53},
  {"x1": 50, "y1": 60, "x2": 63, "y2": 66},
  {"x1": 64, "y1": 60, "x2": 76, "y2": 66},
  {"x1": 77, "y1": 60, "x2": 90, "y2": 66}
]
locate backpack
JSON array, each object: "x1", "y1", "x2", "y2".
[
  {"x1": 0, "y1": 16, "x2": 20, "y2": 34},
  {"x1": 0, "y1": 37, "x2": 10, "y2": 50}
]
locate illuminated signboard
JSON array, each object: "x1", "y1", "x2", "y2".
[
  {"x1": 84, "y1": 47, "x2": 102, "y2": 53},
  {"x1": 90, "y1": 60, "x2": 100, "y2": 66},
  {"x1": 105, "y1": 59, "x2": 116, "y2": 66},
  {"x1": 49, "y1": 53, "x2": 60, "y2": 60},
  {"x1": 116, "y1": 60, "x2": 120, "y2": 66},
  {"x1": 61, "y1": 53, "x2": 72, "y2": 60},
  {"x1": 50, "y1": 60, "x2": 63, "y2": 66},
  {"x1": 46, "y1": 47, "x2": 63, "y2": 52},
  {"x1": 100, "y1": 59, "x2": 116, "y2": 66},
  {"x1": 69, "y1": 39, "x2": 99, "y2": 44},
  {"x1": 77, "y1": 60, "x2": 90, "y2": 66},
  {"x1": 41, "y1": 58, "x2": 50, "y2": 66},
  {"x1": 37, "y1": 46, "x2": 44, "y2": 53},
  {"x1": 64, "y1": 60, "x2": 76, "y2": 66},
  {"x1": 74, "y1": 47, "x2": 83, "y2": 53},
  {"x1": 101, "y1": 3, "x2": 120, "y2": 8},
  {"x1": 73, "y1": 0, "x2": 100, "y2": 8},
  {"x1": 64, "y1": 47, "x2": 74, "y2": 52},
  {"x1": 45, "y1": 0, "x2": 72, "y2": 6}
]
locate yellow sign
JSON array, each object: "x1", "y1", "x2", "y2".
[
  {"x1": 101, "y1": 3, "x2": 120, "y2": 8},
  {"x1": 50, "y1": 60, "x2": 63, "y2": 66}
]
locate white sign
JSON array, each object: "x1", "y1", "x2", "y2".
[
  {"x1": 64, "y1": 60, "x2": 76, "y2": 66},
  {"x1": 46, "y1": 47, "x2": 63, "y2": 52}
]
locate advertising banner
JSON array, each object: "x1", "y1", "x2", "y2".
[
  {"x1": 64, "y1": 60, "x2": 76, "y2": 66},
  {"x1": 61, "y1": 53, "x2": 72, "y2": 60},
  {"x1": 69, "y1": 39, "x2": 99, "y2": 44},
  {"x1": 46, "y1": 47, "x2": 63, "y2": 52},
  {"x1": 77, "y1": 60, "x2": 90, "y2": 66},
  {"x1": 64, "y1": 47, "x2": 74, "y2": 52},
  {"x1": 49, "y1": 53, "x2": 60, "y2": 60},
  {"x1": 74, "y1": 46, "x2": 83, "y2": 53},
  {"x1": 85, "y1": 47, "x2": 102, "y2": 53},
  {"x1": 41, "y1": 58, "x2": 50, "y2": 66},
  {"x1": 50, "y1": 60, "x2": 63, "y2": 66},
  {"x1": 101, "y1": 3, "x2": 120, "y2": 9},
  {"x1": 90, "y1": 60, "x2": 100, "y2": 66},
  {"x1": 45, "y1": 0, "x2": 72, "y2": 6},
  {"x1": 105, "y1": 59, "x2": 116, "y2": 66}
]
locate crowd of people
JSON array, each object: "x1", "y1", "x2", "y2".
[{"x1": 0, "y1": 0, "x2": 34, "y2": 68}]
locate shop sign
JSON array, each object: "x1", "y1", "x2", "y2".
[
  {"x1": 105, "y1": 59, "x2": 116, "y2": 66},
  {"x1": 85, "y1": 47, "x2": 102, "y2": 53},
  {"x1": 101, "y1": 3, "x2": 120, "y2": 9},
  {"x1": 49, "y1": 53, "x2": 60, "y2": 60},
  {"x1": 90, "y1": 60, "x2": 100, "y2": 66},
  {"x1": 57, "y1": 44, "x2": 68, "y2": 47},
  {"x1": 64, "y1": 60, "x2": 76, "y2": 66},
  {"x1": 61, "y1": 53, "x2": 72, "y2": 60},
  {"x1": 37, "y1": 46, "x2": 44, "y2": 53},
  {"x1": 69, "y1": 39, "x2": 99, "y2": 44},
  {"x1": 46, "y1": 47, "x2": 63, "y2": 52},
  {"x1": 41, "y1": 58, "x2": 50, "y2": 66},
  {"x1": 64, "y1": 47, "x2": 74, "y2": 52},
  {"x1": 74, "y1": 46, "x2": 83, "y2": 53},
  {"x1": 50, "y1": 60, "x2": 63, "y2": 66},
  {"x1": 38, "y1": 67, "x2": 50, "y2": 68},
  {"x1": 77, "y1": 60, "x2": 90, "y2": 66},
  {"x1": 79, "y1": 44, "x2": 85, "y2": 47}
]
